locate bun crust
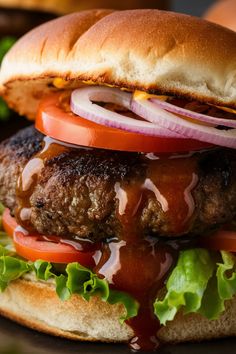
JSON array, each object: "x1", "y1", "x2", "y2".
[
  {"x1": 1, "y1": 9, "x2": 236, "y2": 119},
  {"x1": 1, "y1": 276, "x2": 236, "y2": 344}
]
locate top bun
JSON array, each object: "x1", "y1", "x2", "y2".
[{"x1": 0, "y1": 9, "x2": 236, "y2": 119}]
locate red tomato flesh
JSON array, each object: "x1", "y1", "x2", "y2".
[
  {"x1": 2, "y1": 209, "x2": 96, "y2": 266},
  {"x1": 199, "y1": 229, "x2": 236, "y2": 252},
  {"x1": 2, "y1": 208, "x2": 17, "y2": 238}
]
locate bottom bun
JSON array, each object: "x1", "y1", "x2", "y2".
[{"x1": 0, "y1": 277, "x2": 236, "y2": 344}]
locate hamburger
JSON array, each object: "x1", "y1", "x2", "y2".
[{"x1": 0, "y1": 9, "x2": 235, "y2": 351}]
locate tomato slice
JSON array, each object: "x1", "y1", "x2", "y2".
[
  {"x1": 2, "y1": 209, "x2": 96, "y2": 266},
  {"x1": 199, "y1": 229, "x2": 236, "y2": 252},
  {"x1": 13, "y1": 230, "x2": 96, "y2": 266},
  {"x1": 35, "y1": 93, "x2": 213, "y2": 153}
]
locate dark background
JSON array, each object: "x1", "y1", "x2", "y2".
[{"x1": 172, "y1": 0, "x2": 215, "y2": 16}]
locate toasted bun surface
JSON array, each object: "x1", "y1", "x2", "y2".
[
  {"x1": 1, "y1": 276, "x2": 236, "y2": 344},
  {"x1": 0, "y1": 9, "x2": 236, "y2": 120}
]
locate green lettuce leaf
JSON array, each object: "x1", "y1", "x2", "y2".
[
  {"x1": 0, "y1": 99, "x2": 11, "y2": 121},
  {"x1": 0, "y1": 234, "x2": 138, "y2": 321},
  {"x1": 217, "y1": 251, "x2": 236, "y2": 299},
  {"x1": 0, "y1": 37, "x2": 16, "y2": 62},
  {"x1": 0, "y1": 204, "x2": 138, "y2": 321},
  {"x1": 154, "y1": 249, "x2": 215, "y2": 324},
  {"x1": 2, "y1": 203, "x2": 236, "y2": 326},
  {"x1": 154, "y1": 249, "x2": 236, "y2": 325},
  {"x1": 2, "y1": 254, "x2": 139, "y2": 320}
]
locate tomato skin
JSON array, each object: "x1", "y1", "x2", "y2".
[
  {"x1": 2, "y1": 209, "x2": 96, "y2": 266},
  {"x1": 36, "y1": 93, "x2": 213, "y2": 153},
  {"x1": 199, "y1": 229, "x2": 236, "y2": 252},
  {"x1": 13, "y1": 229, "x2": 95, "y2": 266}
]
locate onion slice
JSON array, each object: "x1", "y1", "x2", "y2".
[
  {"x1": 150, "y1": 97, "x2": 236, "y2": 128},
  {"x1": 131, "y1": 97, "x2": 236, "y2": 149},
  {"x1": 71, "y1": 87, "x2": 183, "y2": 138}
]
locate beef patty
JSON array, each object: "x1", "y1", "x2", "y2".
[{"x1": 0, "y1": 126, "x2": 236, "y2": 241}]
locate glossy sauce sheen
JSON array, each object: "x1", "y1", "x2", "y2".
[
  {"x1": 16, "y1": 137, "x2": 69, "y2": 230},
  {"x1": 95, "y1": 153, "x2": 198, "y2": 350},
  {"x1": 16, "y1": 138, "x2": 199, "y2": 351},
  {"x1": 145, "y1": 155, "x2": 198, "y2": 234}
]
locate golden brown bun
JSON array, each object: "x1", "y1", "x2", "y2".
[
  {"x1": 0, "y1": 9, "x2": 236, "y2": 120},
  {"x1": 1, "y1": 276, "x2": 236, "y2": 344},
  {"x1": 204, "y1": 0, "x2": 236, "y2": 32}
]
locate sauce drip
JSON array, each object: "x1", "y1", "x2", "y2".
[
  {"x1": 16, "y1": 136, "x2": 69, "y2": 230},
  {"x1": 145, "y1": 155, "x2": 198, "y2": 234},
  {"x1": 95, "y1": 154, "x2": 198, "y2": 351},
  {"x1": 16, "y1": 136, "x2": 200, "y2": 351}
]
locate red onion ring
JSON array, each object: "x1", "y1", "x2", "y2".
[
  {"x1": 150, "y1": 97, "x2": 236, "y2": 128},
  {"x1": 70, "y1": 87, "x2": 183, "y2": 138},
  {"x1": 131, "y1": 98, "x2": 236, "y2": 149}
]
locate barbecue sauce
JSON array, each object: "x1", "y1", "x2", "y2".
[
  {"x1": 95, "y1": 154, "x2": 198, "y2": 350},
  {"x1": 16, "y1": 136, "x2": 69, "y2": 230},
  {"x1": 16, "y1": 138, "x2": 199, "y2": 351},
  {"x1": 145, "y1": 155, "x2": 198, "y2": 234}
]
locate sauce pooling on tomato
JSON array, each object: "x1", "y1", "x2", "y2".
[{"x1": 16, "y1": 136, "x2": 200, "y2": 351}]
